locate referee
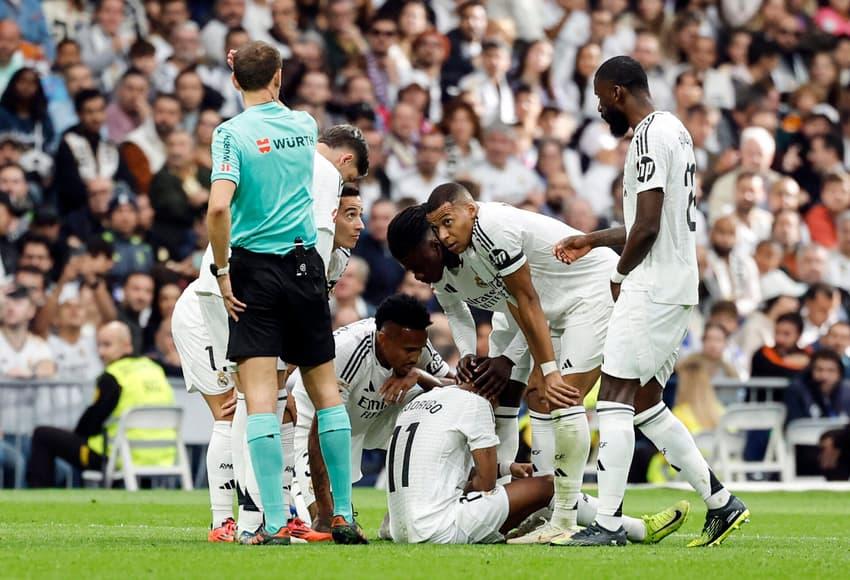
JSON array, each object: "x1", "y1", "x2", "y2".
[{"x1": 207, "y1": 41, "x2": 364, "y2": 545}]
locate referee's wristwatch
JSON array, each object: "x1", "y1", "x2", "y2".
[{"x1": 210, "y1": 263, "x2": 230, "y2": 278}]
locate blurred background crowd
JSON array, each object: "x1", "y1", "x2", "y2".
[{"x1": 1, "y1": 0, "x2": 850, "y2": 481}]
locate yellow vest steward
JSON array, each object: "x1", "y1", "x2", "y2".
[{"x1": 88, "y1": 357, "x2": 177, "y2": 466}]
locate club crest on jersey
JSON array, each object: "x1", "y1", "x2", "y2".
[
  {"x1": 489, "y1": 248, "x2": 511, "y2": 269},
  {"x1": 219, "y1": 162, "x2": 231, "y2": 172},
  {"x1": 256, "y1": 137, "x2": 271, "y2": 154},
  {"x1": 474, "y1": 276, "x2": 488, "y2": 289},
  {"x1": 636, "y1": 155, "x2": 655, "y2": 183}
]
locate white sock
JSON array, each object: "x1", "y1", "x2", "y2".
[
  {"x1": 207, "y1": 421, "x2": 235, "y2": 527},
  {"x1": 577, "y1": 492, "x2": 645, "y2": 542},
  {"x1": 281, "y1": 421, "x2": 295, "y2": 521},
  {"x1": 236, "y1": 393, "x2": 287, "y2": 534},
  {"x1": 495, "y1": 406, "x2": 519, "y2": 484},
  {"x1": 529, "y1": 411, "x2": 554, "y2": 475},
  {"x1": 635, "y1": 402, "x2": 730, "y2": 510},
  {"x1": 551, "y1": 406, "x2": 590, "y2": 529},
  {"x1": 595, "y1": 401, "x2": 635, "y2": 532}
]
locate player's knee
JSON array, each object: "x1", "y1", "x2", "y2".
[{"x1": 599, "y1": 374, "x2": 639, "y2": 403}]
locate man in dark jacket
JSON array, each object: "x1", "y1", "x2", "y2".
[{"x1": 785, "y1": 349, "x2": 850, "y2": 476}]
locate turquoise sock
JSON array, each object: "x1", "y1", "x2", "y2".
[
  {"x1": 246, "y1": 413, "x2": 286, "y2": 534},
  {"x1": 316, "y1": 405, "x2": 353, "y2": 521}
]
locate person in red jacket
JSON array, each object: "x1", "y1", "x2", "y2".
[{"x1": 805, "y1": 173, "x2": 850, "y2": 249}]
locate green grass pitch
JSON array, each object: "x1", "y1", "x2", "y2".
[{"x1": 1, "y1": 487, "x2": 849, "y2": 579}]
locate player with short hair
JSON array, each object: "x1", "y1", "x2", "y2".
[
  {"x1": 423, "y1": 183, "x2": 648, "y2": 544},
  {"x1": 293, "y1": 293, "x2": 454, "y2": 529},
  {"x1": 387, "y1": 205, "x2": 535, "y2": 482},
  {"x1": 387, "y1": 385, "x2": 689, "y2": 545},
  {"x1": 554, "y1": 55, "x2": 748, "y2": 547},
  {"x1": 177, "y1": 102, "x2": 368, "y2": 542}
]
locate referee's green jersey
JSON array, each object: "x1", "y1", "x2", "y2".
[{"x1": 211, "y1": 101, "x2": 318, "y2": 255}]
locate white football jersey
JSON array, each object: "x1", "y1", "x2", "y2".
[
  {"x1": 48, "y1": 329, "x2": 102, "y2": 381},
  {"x1": 622, "y1": 111, "x2": 699, "y2": 305},
  {"x1": 387, "y1": 387, "x2": 498, "y2": 544},
  {"x1": 461, "y1": 203, "x2": 618, "y2": 328},
  {"x1": 293, "y1": 317, "x2": 451, "y2": 449},
  {"x1": 327, "y1": 247, "x2": 351, "y2": 292},
  {"x1": 312, "y1": 152, "x2": 344, "y2": 234},
  {"x1": 0, "y1": 332, "x2": 53, "y2": 376}
]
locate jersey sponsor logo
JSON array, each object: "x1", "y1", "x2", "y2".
[
  {"x1": 272, "y1": 135, "x2": 317, "y2": 150},
  {"x1": 636, "y1": 155, "x2": 655, "y2": 183},
  {"x1": 474, "y1": 275, "x2": 488, "y2": 289},
  {"x1": 489, "y1": 248, "x2": 511, "y2": 269},
  {"x1": 357, "y1": 394, "x2": 387, "y2": 419},
  {"x1": 256, "y1": 138, "x2": 271, "y2": 154}
]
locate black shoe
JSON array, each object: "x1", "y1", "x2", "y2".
[
  {"x1": 331, "y1": 515, "x2": 369, "y2": 545},
  {"x1": 687, "y1": 495, "x2": 750, "y2": 547},
  {"x1": 551, "y1": 522, "x2": 627, "y2": 546}
]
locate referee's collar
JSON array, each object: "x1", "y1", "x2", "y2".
[{"x1": 251, "y1": 100, "x2": 286, "y2": 112}]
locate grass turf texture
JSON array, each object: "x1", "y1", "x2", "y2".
[{"x1": 1, "y1": 488, "x2": 849, "y2": 579}]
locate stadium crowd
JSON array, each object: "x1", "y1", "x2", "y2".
[{"x1": 1, "y1": 0, "x2": 850, "y2": 483}]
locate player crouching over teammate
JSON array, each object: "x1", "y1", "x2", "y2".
[
  {"x1": 386, "y1": 383, "x2": 690, "y2": 545},
  {"x1": 293, "y1": 293, "x2": 454, "y2": 531}
]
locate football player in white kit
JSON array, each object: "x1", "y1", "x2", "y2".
[
  {"x1": 387, "y1": 205, "x2": 533, "y2": 484},
  {"x1": 292, "y1": 293, "x2": 454, "y2": 530},
  {"x1": 554, "y1": 56, "x2": 748, "y2": 547},
  {"x1": 171, "y1": 124, "x2": 368, "y2": 542},
  {"x1": 387, "y1": 385, "x2": 690, "y2": 545}
]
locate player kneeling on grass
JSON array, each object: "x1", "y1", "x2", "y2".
[
  {"x1": 293, "y1": 293, "x2": 455, "y2": 530},
  {"x1": 386, "y1": 385, "x2": 690, "y2": 545}
]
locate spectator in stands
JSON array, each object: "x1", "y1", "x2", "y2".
[
  {"x1": 26, "y1": 320, "x2": 176, "y2": 488},
  {"x1": 563, "y1": 196, "x2": 601, "y2": 233},
  {"x1": 0, "y1": 67, "x2": 54, "y2": 154},
  {"x1": 154, "y1": 21, "x2": 204, "y2": 94},
  {"x1": 48, "y1": 62, "x2": 95, "y2": 136},
  {"x1": 709, "y1": 127, "x2": 780, "y2": 222},
  {"x1": 295, "y1": 70, "x2": 333, "y2": 130},
  {"x1": 118, "y1": 271, "x2": 155, "y2": 355},
  {"x1": 363, "y1": 14, "x2": 406, "y2": 111},
  {"x1": 126, "y1": 39, "x2": 158, "y2": 85},
  {"x1": 704, "y1": 215, "x2": 761, "y2": 317},
  {"x1": 459, "y1": 38, "x2": 515, "y2": 126},
  {"x1": 353, "y1": 198, "x2": 404, "y2": 306},
  {"x1": 801, "y1": 283, "x2": 841, "y2": 347},
  {"x1": 731, "y1": 171, "x2": 773, "y2": 255},
  {"x1": 322, "y1": 0, "x2": 368, "y2": 78},
  {"x1": 330, "y1": 255, "x2": 373, "y2": 320},
  {"x1": 469, "y1": 123, "x2": 542, "y2": 205},
  {"x1": 751, "y1": 312, "x2": 811, "y2": 383},
  {"x1": 193, "y1": 109, "x2": 221, "y2": 173},
  {"x1": 785, "y1": 349, "x2": 850, "y2": 475},
  {"x1": 805, "y1": 133, "x2": 846, "y2": 197},
  {"x1": 806, "y1": 173, "x2": 850, "y2": 249},
  {"x1": 120, "y1": 93, "x2": 182, "y2": 195},
  {"x1": 797, "y1": 243, "x2": 830, "y2": 286},
  {"x1": 384, "y1": 101, "x2": 420, "y2": 181},
  {"x1": 257, "y1": 0, "x2": 299, "y2": 59},
  {"x1": 0, "y1": 284, "x2": 54, "y2": 379},
  {"x1": 772, "y1": 209, "x2": 804, "y2": 278},
  {"x1": 442, "y1": 0, "x2": 488, "y2": 94},
  {"x1": 0, "y1": 163, "x2": 34, "y2": 229},
  {"x1": 541, "y1": 171, "x2": 574, "y2": 218},
  {"x1": 201, "y1": 0, "x2": 246, "y2": 66},
  {"x1": 392, "y1": 129, "x2": 448, "y2": 203},
  {"x1": 0, "y1": 192, "x2": 16, "y2": 276},
  {"x1": 674, "y1": 353, "x2": 724, "y2": 434},
  {"x1": 63, "y1": 177, "x2": 117, "y2": 245},
  {"x1": 767, "y1": 177, "x2": 804, "y2": 214},
  {"x1": 816, "y1": 321, "x2": 850, "y2": 377},
  {"x1": 755, "y1": 239, "x2": 804, "y2": 298},
  {"x1": 54, "y1": 89, "x2": 137, "y2": 216},
  {"x1": 828, "y1": 210, "x2": 850, "y2": 291},
  {"x1": 440, "y1": 99, "x2": 483, "y2": 179},
  {"x1": 737, "y1": 289, "x2": 803, "y2": 372},
  {"x1": 631, "y1": 30, "x2": 674, "y2": 113},
  {"x1": 175, "y1": 69, "x2": 208, "y2": 134},
  {"x1": 0, "y1": 20, "x2": 23, "y2": 96},
  {"x1": 106, "y1": 69, "x2": 151, "y2": 144},
  {"x1": 819, "y1": 425, "x2": 850, "y2": 480},
  {"x1": 357, "y1": 128, "x2": 390, "y2": 211},
  {"x1": 80, "y1": 0, "x2": 134, "y2": 92},
  {"x1": 404, "y1": 30, "x2": 449, "y2": 122},
  {"x1": 151, "y1": 317, "x2": 182, "y2": 376},
  {"x1": 0, "y1": 2, "x2": 52, "y2": 62},
  {"x1": 103, "y1": 194, "x2": 154, "y2": 286},
  {"x1": 198, "y1": 26, "x2": 249, "y2": 119},
  {"x1": 149, "y1": 130, "x2": 209, "y2": 260},
  {"x1": 47, "y1": 285, "x2": 103, "y2": 381},
  {"x1": 17, "y1": 233, "x2": 53, "y2": 278}
]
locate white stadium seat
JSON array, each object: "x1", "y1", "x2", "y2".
[{"x1": 715, "y1": 403, "x2": 788, "y2": 482}]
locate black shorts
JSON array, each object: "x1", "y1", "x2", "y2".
[{"x1": 226, "y1": 246, "x2": 334, "y2": 367}]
